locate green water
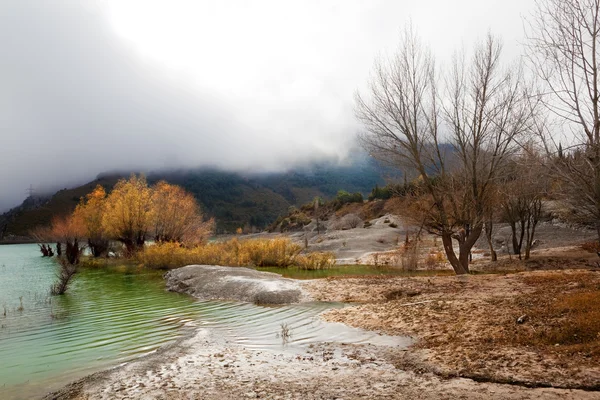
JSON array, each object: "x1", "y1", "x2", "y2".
[
  {"x1": 0, "y1": 245, "x2": 410, "y2": 400},
  {"x1": 0, "y1": 244, "x2": 206, "y2": 399}
]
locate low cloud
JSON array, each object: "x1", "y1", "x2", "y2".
[{"x1": 0, "y1": 0, "x2": 534, "y2": 211}]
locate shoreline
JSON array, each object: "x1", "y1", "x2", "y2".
[
  {"x1": 43, "y1": 319, "x2": 599, "y2": 400},
  {"x1": 43, "y1": 269, "x2": 600, "y2": 399}
]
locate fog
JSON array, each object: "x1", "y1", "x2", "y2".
[{"x1": 0, "y1": 0, "x2": 534, "y2": 211}]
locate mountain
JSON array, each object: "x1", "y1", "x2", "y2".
[
  {"x1": 0, "y1": 175, "x2": 122, "y2": 241},
  {"x1": 0, "y1": 156, "x2": 395, "y2": 238}
]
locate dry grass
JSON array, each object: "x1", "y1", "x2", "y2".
[
  {"x1": 138, "y1": 238, "x2": 334, "y2": 270},
  {"x1": 295, "y1": 252, "x2": 336, "y2": 270},
  {"x1": 509, "y1": 272, "x2": 600, "y2": 357},
  {"x1": 424, "y1": 250, "x2": 446, "y2": 269},
  {"x1": 311, "y1": 269, "x2": 600, "y2": 388},
  {"x1": 398, "y1": 242, "x2": 420, "y2": 271}
]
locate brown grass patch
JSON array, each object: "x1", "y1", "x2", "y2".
[
  {"x1": 509, "y1": 272, "x2": 600, "y2": 357},
  {"x1": 138, "y1": 238, "x2": 335, "y2": 270},
  {"x1": 314, "y1": 270, "x2": 600, "y2": 388}
]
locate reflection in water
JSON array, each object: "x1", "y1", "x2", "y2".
[{"x1": 0, "y1": 244, "x2": 408, "y2": 400}]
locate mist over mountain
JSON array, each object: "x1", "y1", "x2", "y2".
[
  {"x1": 0, "y1": 156, "x2": 396, "y2": 237},
  {"x1": 0, "y1": 0, "x2": 533, "y2": 213},
  {"x1": 0, "y1": 0, "x2": 361, "y2": 212}
]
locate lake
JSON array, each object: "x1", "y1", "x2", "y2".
[{"x1": 0, "y1": 244, "x2": 405, "y2": 400}]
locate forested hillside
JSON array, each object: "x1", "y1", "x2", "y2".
[{"x1": 0, "y1": 157, "x2": 390, "y2": 237}]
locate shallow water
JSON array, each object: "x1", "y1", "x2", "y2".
[{"x1": 0, "y1": 244, "x2": 409, "y2": 400}]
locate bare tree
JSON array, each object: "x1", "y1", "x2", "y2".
[
  {"x1": 356, "y1": 29, "x2": 533, "y2": 274},
  {"x1": 483, "y1": 188, "x2": 502, "y2": 262},
  {"x1": 50, "y1": 258, "x2": 77, "y2": 295},
  {"x1": 500, "y1": 149, "x2": 548, "y2": 259},
  {"x1": 526, "y1": 0, "x2": 600, "y2": 240}
]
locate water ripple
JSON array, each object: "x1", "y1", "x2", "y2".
[{"x1": 0, "y1": 245, "x2": 408, "y2": 400}]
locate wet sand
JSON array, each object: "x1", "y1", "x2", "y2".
[{"x1": 44, "y1": 325, "x2": 599, "y2": 400}]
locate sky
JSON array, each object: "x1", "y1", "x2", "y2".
[{"x1": 0, "y1": 0, "x2": 536, "y2": 211}]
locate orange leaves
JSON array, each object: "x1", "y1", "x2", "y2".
[
  {"x1": 35, "y1": 175, "x2": 212, "y2": 254},
  {"x1": 101, "y1": 175, "x2": 154, "y2": 249},
  {"x1": 74, "y1": 185, "x2": 107, "y2": 240},
  {"x1": 49, "y1": 214, "x2": 86, "y2": 242},
  {"x1": 152, "y1": 181, "x2": 202, "y2": 244},
  {"x1": 93, "y1": 175, "x2": 211, "y2": 251}
]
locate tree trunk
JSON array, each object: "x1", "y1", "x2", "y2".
[
  {"x1": 122, "y1": 236, "x2": 144, "y2": 256},
  {"x1": 88, "y1": 238, "x2": 109, "y2": 258},
  {"x1": 484, "y1": 220, "x2": 497, "y2": 261},
  {"x1": 510, "y1": 222, "x2": 518, "y2": 256},
  {"x1": 524, "y1": 217, "x2": 532, "y2": 260},
  {"x1": 458, "y1": 247, "x2": 470, "y2": 274},
  {"x1": 39, "y1": 244, "x2": 50, "y2": 257},
  {"x1": 441, "y1": 231, "x2": 469, "y2": 275},
  {"x1": 65, "y1": 239, "x2": 81, "y2": 265},
  {"x1": 122, "y1": 239, "x2": 136, "y2": 256},
  {"x1": 459, "y1": 223, "x2": 483, "y2": 274},
  {"x1": 517, "y1": 219, "x2": 526, "y2": 260},
  {"x1": 525, "y1": 200, "x2": 542, "y2": 260},
  {"x1": 136, "y1": 235, "x2": 145, "y2": 250}
]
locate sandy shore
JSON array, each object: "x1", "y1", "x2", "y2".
[
  {"x1": 44, "y1": 267, "x2": 600, "y2": 400},
  {"x1": 45, "y1": 323, "x2": 600, "y2": 400}
]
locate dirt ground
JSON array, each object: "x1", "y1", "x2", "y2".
[{"x1": 303, "y1": 268, "x2": 600, "y2": 391}]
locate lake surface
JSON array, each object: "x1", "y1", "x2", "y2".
[{"x1": 0, "y1": 244, "x2": 408, "y2": 400}]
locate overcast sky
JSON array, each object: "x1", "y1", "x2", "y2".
[{"x1": 0, "y1": 0, "x2": 536, "y2": 211}]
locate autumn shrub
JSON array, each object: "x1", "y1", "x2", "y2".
[
  {"x1": 137, "y1": 242, "x2": 190, "y2": 269},
  {"x1": 242, "y1": 238, "x2": 302, "y2": 267},
  {"x1": 342, "y1": 213, "x2": 363, "y2": 229},
  {"x1": 330, "y1": 213, "x2": 363, "y2": 230},
  {"x1": 295, "y1": 252, "x2": 336, "y2": 270},
  {"x1": 139, "y1": 238, "x2": 308, "y2": 269}
]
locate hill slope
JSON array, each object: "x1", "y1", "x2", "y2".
[{"x1": 1, "y1": 158, "x2": 391, "y2": 237}]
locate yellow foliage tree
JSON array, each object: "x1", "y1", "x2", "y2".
[
  {"x1": 102, "y1": 175, "x2": 153, "y2": 254},
  {"x1": 151, "y1": 181, "x2": 213, "y2": 246},
  {"x1": 73, "y1": 185, "x2": 109, "y2": 257}
]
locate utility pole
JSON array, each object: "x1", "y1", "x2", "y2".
[{"x1": 26, "y1": 184, "x2": 35, "y2": 198}]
